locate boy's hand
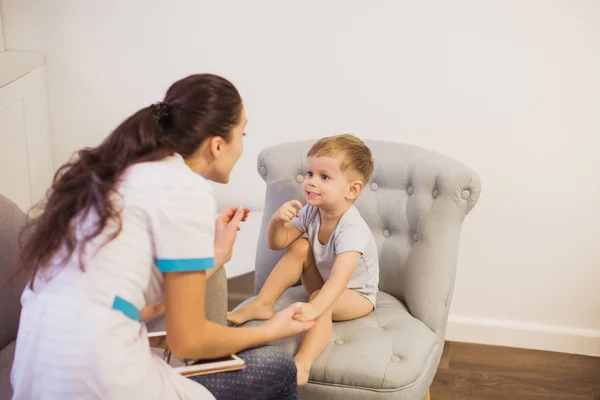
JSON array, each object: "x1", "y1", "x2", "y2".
[
  {"x1": 292, "y1": 302, "x2": 320, "y2": 322},
  {"x1": 273, "y1": 200, "x2": 303, "y2": 223}
]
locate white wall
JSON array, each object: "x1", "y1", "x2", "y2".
[{"x1": 2, "y1": 0, "x2": 600, "y2": 355}]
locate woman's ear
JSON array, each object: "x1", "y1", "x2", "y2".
[
  {"x1": 209, "y1": 136, "x2": 225, "y2": 158},
  {"x1": 347, "y1": 180, "x2": 364, "y2": 200}
]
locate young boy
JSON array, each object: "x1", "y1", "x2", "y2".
[{"x1": 227, "y1": 134, "x2": 379, "y2": 385}]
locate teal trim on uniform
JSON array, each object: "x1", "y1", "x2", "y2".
[
  {"x1": 112, "y1": 296, "x2": 142, "y2": 322},
  {"x1": 157, "y1": 257, "x2": 215, "y2": 272}
]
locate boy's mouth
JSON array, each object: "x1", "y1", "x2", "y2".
[{"x1": 306, "y1": 190, "x2": 321, "y2": 198}]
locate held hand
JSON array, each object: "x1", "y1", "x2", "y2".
[
  {"x1": 262, "y1": 303, "x2": 315, "y2": 341},
  {"x1": 214, "y1": 206, "x2": 249, "y2": 266},
  {"x1": 273, "y1": 200, "x2": 303, "y2": 224},
  {"x1": 140, "y1": 301, "x2": 165, "y2": 323},
  {"x1": 291, "y1": 302, "x2": 320, "y2": 322}
]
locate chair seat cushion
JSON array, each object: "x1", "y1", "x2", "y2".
[{"x1": 233, "y1": 286, "x2": 436, "y2": 390}]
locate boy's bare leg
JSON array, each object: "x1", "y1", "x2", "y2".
[
  {"x1": 227, "y1": 238, "x2": 314, "y2": 325},
  {"x1": 300, "y1": 242, "x2": 324, "y2": 297},
  {"x1": 294, "y1": 289, "x2": 373, "y2": 385}
]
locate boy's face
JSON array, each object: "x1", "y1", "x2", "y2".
[{"x1": 303, "y1": 156, "x2": 361, "y2": 209}]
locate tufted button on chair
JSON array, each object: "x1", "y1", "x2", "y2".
[{"x1": 235, "y1": 140, "x2": 481, "y2": 400}]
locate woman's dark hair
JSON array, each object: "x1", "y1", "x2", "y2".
[{"x1": 19, "y1": 74, "x2": 242, "y2": 288}]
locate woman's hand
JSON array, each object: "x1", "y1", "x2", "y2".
[
  {"x1": 214, "y1": 206, "x2": 250, "y2": 267},
  {"x1": 262, "y1": 303, "x2": 315, "y2": 341}
]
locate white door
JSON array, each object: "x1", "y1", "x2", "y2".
[{"x1": 0, "y1": 66, "x2": 53, "y2": 212}]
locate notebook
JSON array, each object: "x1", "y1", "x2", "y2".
[{"x1": 148, "y1": 331, "x2": 246, "y2": 377}]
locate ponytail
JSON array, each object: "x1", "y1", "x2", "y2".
[{"x1": 21, "y1": 106, "x2": 171, "y2": 287}]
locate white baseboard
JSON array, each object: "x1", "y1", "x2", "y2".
[{"x1": 446, "y1": 315, "x2": 600, "y2": 357}]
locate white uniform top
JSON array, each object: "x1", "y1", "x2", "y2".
[
  {"x1": 11, "y1": 154, "x2": 216, "y2": 400},
  {"x1": 292, "y1": 204, "x2": 379, "y2": 307}
]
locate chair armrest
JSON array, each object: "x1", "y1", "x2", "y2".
[
  {"x1": 148, "y1": 268, "x2": 227, "y2": 363},
  {"x1": 205, "y1": 267, "x2": 227, "y2": 325},
  {"x1": 148, "y1": 331, "x2": 168, "y2": 349},
  {"x1": 0, "y1": 194, "x2": 27, "y2": 350},
  {"x1": 146, "y1": 266, "x2": 228, "y2": 335},
  {"x1": 403, "y1": 156, "x2": 481, "y2": 336}
]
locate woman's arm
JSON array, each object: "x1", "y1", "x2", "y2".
[
  {"x1": 164, "y1": 270, "x2": 266, "y2": 359},
  {"x1": 163, "y1": 270, "x2": 311, "y2": 360},
  {"x1": 162, "y1": 204, "x2": 312, "y2": 360}
]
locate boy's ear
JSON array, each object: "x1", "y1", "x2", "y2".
[{"x1": 347, "y1": 180, "x2": 364, "y2": 200}]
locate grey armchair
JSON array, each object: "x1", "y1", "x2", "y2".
[
  {"x1": 0, "y1": 194, "x2": 27, "y2": 400},
  {"x1": 234, "y1": 140, "x2": 481, "y2": 399}
]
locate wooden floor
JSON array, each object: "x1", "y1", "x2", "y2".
[{"x1": 432, "y1": 342, "x2": 600, "y2": 400}]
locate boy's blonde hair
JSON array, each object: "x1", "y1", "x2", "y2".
[{"x1": 307, "y1": 134, "x2": 374, "y2": 185}]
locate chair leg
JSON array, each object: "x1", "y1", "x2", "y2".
[{"x1": 425, "y1": 389, "x2": 431, "y2": 400}]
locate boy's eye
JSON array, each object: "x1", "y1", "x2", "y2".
[
  {"x1": 306, "y1": 171, "x2": 313, "y2": 177},
  {"x1": 321, "y1": 174, "x2": 329, "y2": 180}
]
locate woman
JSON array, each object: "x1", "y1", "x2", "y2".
[{"x1": 11, "y1": 74, "x2": 313, "y2": 399}]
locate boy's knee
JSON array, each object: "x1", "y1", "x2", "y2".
[{"x1": 289, "y1": 237, "x2": 310, "y2": 257}]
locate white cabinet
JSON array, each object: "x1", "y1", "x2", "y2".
[
  {"x1": 0, "y1": 12, "x2": 4, "y2": 51},
  {"x1": 0, "y1": 52, "x2": 54, "y2": 212}
]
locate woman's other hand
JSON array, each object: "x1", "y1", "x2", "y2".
[{"x1": 214, "y1": 206, "x2": 250, "y2": 266}]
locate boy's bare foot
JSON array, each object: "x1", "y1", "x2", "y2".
[
  {"x1": 226, "y1": 300, "x2": 274, "y2": 325},
  {"x1": 294, "y1": 358, "x2": 311, "y2": 386}
]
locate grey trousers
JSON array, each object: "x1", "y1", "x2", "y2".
[{"x1": 189, "y1": 345, "x2": 298, "y2": 400}]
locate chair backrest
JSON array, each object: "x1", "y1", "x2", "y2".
[
  {"x1": 254, "y1": 140, "x2": 481, "y2": 331},
  {"x1": 0, "y1": 194, "x2": 27, "y2": 349}
]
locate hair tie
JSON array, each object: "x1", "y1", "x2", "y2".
[{"x1": 151, "y1": 101, "x2": 170, "y2": 123}]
